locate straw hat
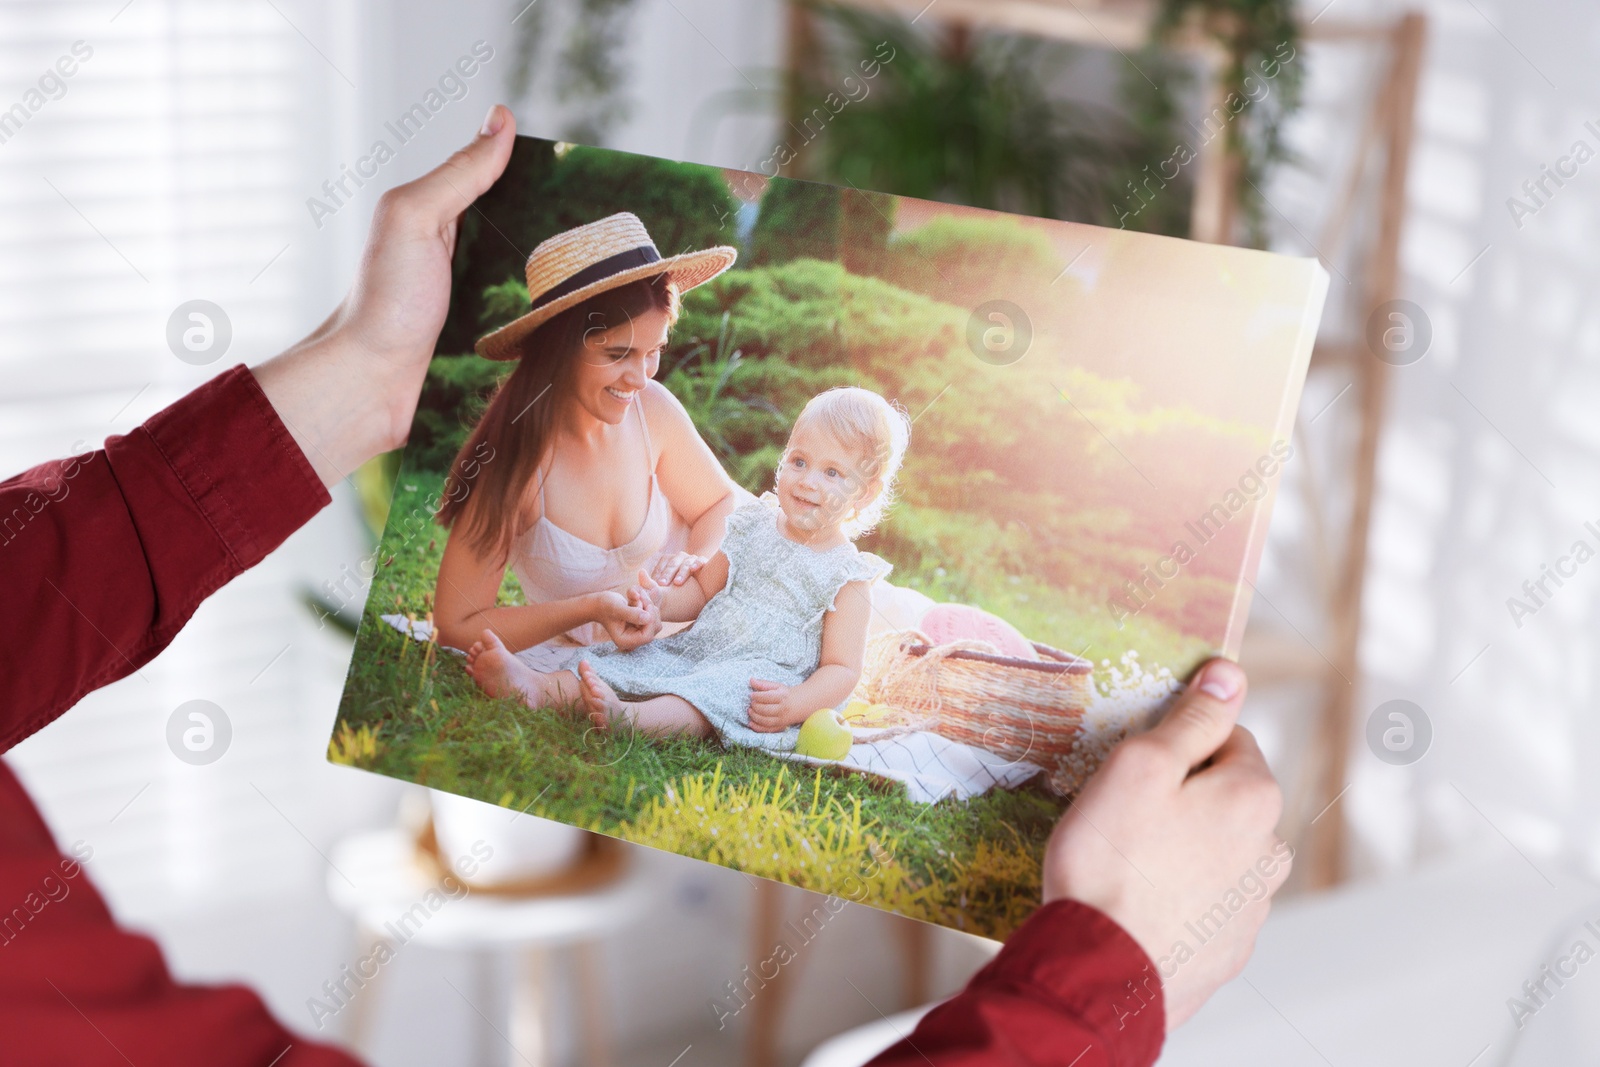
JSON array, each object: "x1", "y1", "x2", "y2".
[{"x1": 476, "y1": 212, "x2": 738, "y2": 361}]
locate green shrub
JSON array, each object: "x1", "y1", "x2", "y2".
[{"x1": 877, "y1": 214, "x2": 1061, "y2": 305}]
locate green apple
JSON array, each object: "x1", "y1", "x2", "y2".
[{"x1": 796, "y1": 708, "x2": 853, "y2": 761}]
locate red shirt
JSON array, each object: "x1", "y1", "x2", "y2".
[{"x1": 0, "y1": 364, "x2": 1165, "y2": 1066}]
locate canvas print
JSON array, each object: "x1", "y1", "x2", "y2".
[{"x1": 326, "y1": 134, "x2": 1328, "y2": 940}]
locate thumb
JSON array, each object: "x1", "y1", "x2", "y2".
[
  {"x1": 404, "y1": 103, "x2": 516, "y2": 222},
  {"x1": 1144, "y1": 657, "x2": 1246, "y2": 778}
]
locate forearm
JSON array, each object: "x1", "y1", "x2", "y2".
[
  {"x1": 437, "y1": 592, "x2": 603, "y2": 652},
  {"x1": 683, "y1": 489, "x2": 737, "y2": 559},
  {"x1": 658, "y1": 581, "x2": 709, "y2": 623},
  {"x1": 867, "y1": 900, "x2": 1165, "y2": 1067},
  {"x1": 787, "y1": 664, "x2": 860, "y2": 720},
  {"x1": 0, "y1": 366, "x2": 330, "y2": 753}
]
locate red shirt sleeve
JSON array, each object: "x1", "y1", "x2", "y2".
[
  {"x1": 867, "y1": 900, "x2": 1165, "y2": 1067},
  {"x1": 0, "y1": 758, "x2": 362, "y2": 1066},
  {"x1": 0, "y1": 366, "x2": 356, "y2": 1063},
  {"x1": 0, "y1": 364, "x2": 331, "y2": 752}
]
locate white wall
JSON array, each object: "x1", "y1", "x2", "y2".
[{"x1": 1248, "y1": 0, "x2": 1600, "y2": 885}]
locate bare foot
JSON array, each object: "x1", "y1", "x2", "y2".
[
  {"x1": 464, "y1": 629, "x2": 536, "y2": 701},
  {"x1": 577, "y1": 660, "x2": 632, "y2": 729}
]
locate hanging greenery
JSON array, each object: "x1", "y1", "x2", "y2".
[
  {"x1": 793, "y1": 7, "x2": 1133, "y2": 228},
  {"x1": 794, "y1": 0, "x2": 1303, "y2": 246},
  {"x1": 1148, "y1": 0, "x2": 1304, "y2": 243}
]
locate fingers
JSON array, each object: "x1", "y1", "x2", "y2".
[
  {"x1": 654, "y1": 559, "x2": 690, "y2": 586},
  {"x1": 1209, "y1": 722, "x2": 1270, "y2": 777},
  {"x1": 747, "y1": 699, "x2": 784, "y2": 731},
  {"x1": 396, "y1": 103, "x2": 515, "y2": 225},
  {"x1": 748, "y1": 681, "x2": 785, "y2": 724},
  {"x1": 604, "y1": 604, "x2": 643, "y2": 630},
  {"x1": 639, "y1": 566, "x2": 669, "y2": 597},
  {"x1": 648, "y1": 557, "x2": 700, "y2": 587},
  {"x1": 1143, "y1": 658, "x2": 1247, "y2": 779},
  {"x1": 1202, "y1": 725, "x2": 1286, "y2": 836},
  {"x1": 1262, "y1": 838, "x2": 1294, "y2": 894}
]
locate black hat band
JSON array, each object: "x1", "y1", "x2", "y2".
[{"x1": 529, "y1": 244, "x2": 663, "y2": 310}]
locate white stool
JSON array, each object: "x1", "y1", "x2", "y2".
[{"x1": 327, "y1": 828, "x2": 650, "y2": 1067}]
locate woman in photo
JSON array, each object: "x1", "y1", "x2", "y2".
[
  {"x1": 464, "y1": 386, "x2": 909, "y2": 752},
  {"x1": 433, "y1": 212, "x2": 744, "y2": 676}
]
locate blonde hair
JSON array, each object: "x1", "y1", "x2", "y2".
[{"x1": 785, "y1": 386, "x2": 912, "y2": 539}]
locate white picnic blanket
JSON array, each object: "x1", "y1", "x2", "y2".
[
  {"x1": 376, "y1": 613, "x2": 1042, "y2": 803},
  {"x1": 775, "y1": 729, "x2": 1044, "y2": 804},
  {"x1": 382, "y1": 614, "x2": 437, "y2": 642}
]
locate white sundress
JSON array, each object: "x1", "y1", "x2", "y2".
[{"x1": 573, "y1": 493, "x2": 892, "y2": 754}]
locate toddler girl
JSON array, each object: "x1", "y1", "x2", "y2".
[{"x1": 465, "y1": 386, "x2": 910, "y2": 753}]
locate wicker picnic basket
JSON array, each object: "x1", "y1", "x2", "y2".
[{"x1": 849, "y1": 629, "x2": 1096, "y2": 794}]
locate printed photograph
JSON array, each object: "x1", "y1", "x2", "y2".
[{"x1": 327, "y1": 134, "x2": 1327, "y2": 940}]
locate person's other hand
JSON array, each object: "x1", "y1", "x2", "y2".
[
  {"x1": 651, "y1": 551, "x2": 706, "y2": 587},
  {"x1": 625, "y1": 584, "x2": 663, "y2": 643},
  {"x1": 594, "y1": 589, "x2": 658, "y2": 651},
  {"x1": 254, "y1": 105, "x2": 517, "y2": 487},
  {"x1": 631, "y1": 567, "x2": 666, "y2": 608},
  {"x1": 746, "y1": 679, "x2": 795, "y2": 732},
  {"x1": 1042, "y1": 657, "x2": 1289, "y2": 1032}
]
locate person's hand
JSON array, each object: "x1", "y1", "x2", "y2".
[
  {"x1": 630, "y1": 567, "x2": 666, "y2": 609},
  {"x1": 652, "y1": 551, "x2": 706, "y2": 587},
  {"x1": 593, "y1": 589, "x2": 658, "y2": 652},
  {"x1": 1042, "y1": 658, "x2": 1289, "y2": 1032},
  {"x1": 747, "y1": 679, "x2": 799, "y2": 732},
  {"x1": 624, "y1": 585, "x2": 663, "y2": 645},
  {"x1": 253, "y1": 105, "x2": 517, "y2": 487}
]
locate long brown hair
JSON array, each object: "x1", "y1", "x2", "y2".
[{"x1": 437, "y1": 274, "x2": 680, "y2": 565}]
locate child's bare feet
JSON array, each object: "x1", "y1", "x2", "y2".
[
  {"x1": 577, "y1": 660, "x2": 631, "y2": 729},
  {"x1": 464, "y1": 629, "x2": 535, "y2": 700}
]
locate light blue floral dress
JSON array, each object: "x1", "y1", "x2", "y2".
[{"x1": 573, "y1": 493, "x2": 892, "y2": 753}]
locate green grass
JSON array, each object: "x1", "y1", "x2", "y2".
[{"x1": 331, "y1": 468, "x2": 1201, "y2": 939}]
